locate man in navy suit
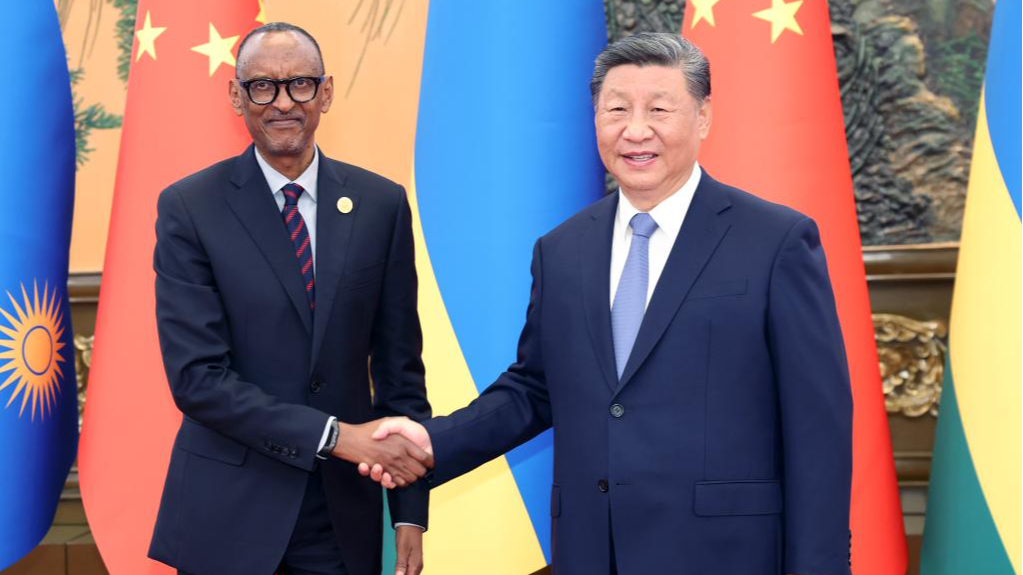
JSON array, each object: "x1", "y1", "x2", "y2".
[
  {"x1": 148, "y1": 23, "x2": 432, "y2": 575},
  {"x1": 367, "y1": 33, "x2": 853, "y2": 575}
]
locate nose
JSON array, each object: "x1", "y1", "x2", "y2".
[
  {"x1": 622, "y1": 113, "x2": 653, "y2": 142},
  {"x1": 271, "y1": 84, "x2": 296, "y2": 113}
]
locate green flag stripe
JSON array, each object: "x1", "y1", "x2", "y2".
[
  {"x1": 920, "y1": 362, "x2": 1014, "y2": 574},
  {"x1": 381, "y1": 491, "x2": 396, "y2": 575}
]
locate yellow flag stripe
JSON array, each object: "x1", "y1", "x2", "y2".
[
  {"x1": 406, "y1": 167, "x2": 547, "y2": 573},
  {"x1": 948, "y1": 94, "x2": 1022, "y2": 573}
]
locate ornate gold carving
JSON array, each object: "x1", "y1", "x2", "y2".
[
  {"x1": 74, "y1": 334, "x2": 94, "y2": 431},
  {"x1": 873, "y1": 313, "x2": 946, "y2": 417}
]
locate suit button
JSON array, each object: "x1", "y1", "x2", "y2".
[
  {"x1": 289, "y1": 447, "x2": 298, "y2": 457},
  {"x1": 310, "y1": 380, "x2": 322, "y2": 393},
  {"x1": 598, "y1": 479, "x2": 609, "y2": 493},
  {"x1": 610, "y1": 404, "x2": 625, "y2": 418}
]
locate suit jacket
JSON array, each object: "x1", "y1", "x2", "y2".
[
  {"x1": 148, "y1": 146, "x2": 431, "y2": 575},
  {"x1": 424, "y1": 173, "x2": 853, "y2": 575}
]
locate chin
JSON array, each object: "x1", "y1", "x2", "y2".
[
  {"x1": 616, "y1": 176, "x2": 659, "y2": 193},
  {"x1": 263, "y1": 139, "x2": 307, "y2": 157}
]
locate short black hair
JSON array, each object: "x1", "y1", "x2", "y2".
[
  {"x1": 236, "y1": 22, "x2": 324, "y2": 78},
  {"x1": 591, "y1": 33, "x2": 710, "y2": 105}
]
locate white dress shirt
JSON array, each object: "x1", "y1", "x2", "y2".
[
  {"x1": 254, "y1": 145, "x2": 320, "y2": 272},
  {"x1": 609, "y1": 163, "x2": 702, "y2": 308}
]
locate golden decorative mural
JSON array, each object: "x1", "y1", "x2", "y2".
[
  {"x1": 874, "y1": 313, "x2": 946, "y2": 417},
  {"x1": 74, "y1": 333, "x2": 94, "y2": 431}
]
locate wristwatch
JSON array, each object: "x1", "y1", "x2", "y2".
[{"x1": 318, "y1": 419, "x2": 340, "y2": 458}]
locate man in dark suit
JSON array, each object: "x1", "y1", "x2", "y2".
[
  {"x1": 366, "y1": 33, "x2": 853, "y2": 575},
  {"x1": 148, "y1": 22, "x2": 432, "y2": 575}
]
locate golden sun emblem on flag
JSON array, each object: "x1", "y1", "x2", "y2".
[{"x1": 0, "y1": 281, "x2": 68, "y2": 420}]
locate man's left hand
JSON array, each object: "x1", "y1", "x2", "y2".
[{"x1": 395, "y1": 525, "x2": 424, "y2": 575}]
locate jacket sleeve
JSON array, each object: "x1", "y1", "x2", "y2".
[
  {"x1": 422, "y1": 238, "x2": 553, "y2": 487},
  {"x1": 767, "y1": 217, "x2": 853, "y2": 575},
  {"x1": 370, "y1": 187, "x2": 432, "y2": 528},
  {"x1": 154, "y1": 184, "x2": 330, "y2": 472}
]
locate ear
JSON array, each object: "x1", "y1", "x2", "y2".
[
  {"x1": 697, "y1": 96, "x2": 712, "y2": 140},
  {"x1": 319, "y1": 76, "x2": 334, "y2": 114},
  {"x1": 228, "y1": 79, "x2": 244, "y2": 117}
]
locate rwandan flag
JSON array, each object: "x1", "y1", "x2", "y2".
[
  {"x1": 412, "y1": 3, "x2": 605, "y2": 570},
  {"x1": 273, "y1": 1, "x2": 605, "y2": 572},
  {"x1": 0, "y1": 2, "x2": 79, "y2": 570},
  {"x1": 919, "y1": 2, "x2": 1021, "y2": 574}
]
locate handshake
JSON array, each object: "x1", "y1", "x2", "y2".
[{"x1": 332, "y1": 417, "x2": 433, "y2": 489}]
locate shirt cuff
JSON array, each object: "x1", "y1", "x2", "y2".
[
  {"x1": 316, "y1": 416, "x2": 337, "y2": 460},
  {"x1": 394, "y1": 522, "x2": 426, "y2": 531}
]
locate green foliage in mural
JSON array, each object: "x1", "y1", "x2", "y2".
[
  {"x1": 931, "y1": 31, "x2": 987, "y2": 132},
  {"x1": 71, "y1": 68, "x2": 123, "y2": 168},
  {"x1": 111, "y1": 0, "x2": 138, "y2": 83}
]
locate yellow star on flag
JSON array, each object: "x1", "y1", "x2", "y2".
[
  {"x1": 753, "y1": 0, "x2": 804, "y2": 43},
  {"x1": 191, "y1": 23, "x2": 240, "y2": 76},
  {"x1": 134, "y1": 11, "x2": 166, "y2": 62},
  {"x1": 690, "y1": 0, "x2": 723, "y2": 29},
  {"x1": 256, "y1": 0, "x2": 267, "y2": 24}
]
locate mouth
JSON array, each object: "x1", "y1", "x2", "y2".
[
  {"x1": 621, "y1": 152, "x2": 658, "y2": 166},
  {"x1": 267, "y1": 117, "x2": 302, "y2": 129}
]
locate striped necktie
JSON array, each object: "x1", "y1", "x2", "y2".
[{"x1": 281, "y1": 183, "x2": 315, "y2": 311}]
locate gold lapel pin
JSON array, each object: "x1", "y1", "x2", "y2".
[{"x1": 337, "y1": 197, "x2": 354, "y2": 214}]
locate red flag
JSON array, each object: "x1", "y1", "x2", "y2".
[
  {"x1": 682, "y1": 1, "x2": 907, "y2": 573},
  {"x1": 78, "y1": 2, "x2": 260, "y2": 572}
]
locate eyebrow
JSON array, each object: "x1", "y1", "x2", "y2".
[{"x1": 603, "y1": 88, "x2": 675, "y2": 100}]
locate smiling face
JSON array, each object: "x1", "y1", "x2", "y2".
[
  {"x1": 595, "y1": 64, "x2": 711, "y2": 209},
  {"x1": 229, "y1": 31, "x2": 333, "y2": 159}
]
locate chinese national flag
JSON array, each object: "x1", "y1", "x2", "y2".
[
  {"x1": 78, "y1": 2, "x2": 261, "y2": 573},
  {"x1": 682, "y1": 1, "x2": 907, "y2": 574}
]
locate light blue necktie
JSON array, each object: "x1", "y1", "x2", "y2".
[{"x1": 612, "y1": 212, "x2": 658, "y2": 380}]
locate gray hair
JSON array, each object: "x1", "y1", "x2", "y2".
[
  {"x1": 236, "y1": 22, "x2": 325, "y2": 77},
  {"x1": 590, "y1": 33, "x2": 711, "y2": 105}
]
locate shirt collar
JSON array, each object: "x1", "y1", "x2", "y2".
[
  {"x1": 616, "y1": 163, "x2": 702, "y2": 238},
  {"x1": 254, "y1": 145, "x2": 320, "y2": 202}
]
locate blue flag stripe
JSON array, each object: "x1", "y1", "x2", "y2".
[{"x1": 414, "y1": 1, "x2": 606, "y2": 561}]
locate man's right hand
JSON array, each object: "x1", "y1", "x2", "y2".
[
  {"x1": 357, "y1": 418, "x2": 433, "y2": 489},
  {"x1": 332, "y1": 419, "x2": 433, "y2": 487}
]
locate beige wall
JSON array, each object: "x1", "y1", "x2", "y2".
[{"x1": 61, "y1": 1, "x2": 126, "y2": 273}]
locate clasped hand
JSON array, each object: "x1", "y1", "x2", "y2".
[
  {"x1": 330, "y1": 417, "x2": 434, "y2": 489},
  {"x1": 331, "y1": 418, "x2": 433, "y2": 487}
]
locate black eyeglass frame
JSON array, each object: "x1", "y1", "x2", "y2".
[{"x1": 237, "y1": 75, "x2": 326, "y2": 105}]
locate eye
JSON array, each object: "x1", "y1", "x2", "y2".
[
  {"x1": 251, "y1": 79, "x2": 273, "y2": 91},
  {"x1": 292, "y1": 77, "x2": 310, "y2": 87},
  {"x1": 651, "y1": 107, "x2": 667, "y2": 113}
]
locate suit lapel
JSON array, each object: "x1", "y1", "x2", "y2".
[
  {"x1": 617, "y1": 174, "x2": 733, "y2": 391},
  {"x1": 580, "y1": 194, "x2": 620, "y2": 393},
  {"x1": 225, "y1": 146, "x2": 313, "y2": 334},
  {"x1": 309, "y1": 156, "x2": 356, "y2": 365}
]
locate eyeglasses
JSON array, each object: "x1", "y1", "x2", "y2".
[{"x1": 237, "y1": 76, "x2": 325, "y2": 105}]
